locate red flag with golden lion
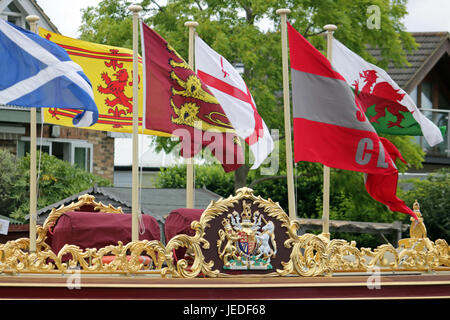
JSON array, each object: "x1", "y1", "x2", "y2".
[{"x1": 141, "y1": 23, "x2": 243, "y2": 172}]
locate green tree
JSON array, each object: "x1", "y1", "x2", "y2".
[
  {"x1": 401, "y1": 169, "x2": 450, "y2": 242},
  {"x1": 139, "y1": 0, "x2": 420, "y2": 187},
  {"x1": 0, "y1": 150, "x2": 112, "y2": 222}
]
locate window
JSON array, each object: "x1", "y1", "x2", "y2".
[
  {"x1": 421, "y1": 81, "x2": 433, "y2": 109},
  {"x1": 18, "y1": 139, "x2": 93, "y2": 172},
  {"x1": 18, "y1": 140, "x2": 51, "y2": 157},
  {"x1": 3, "y1": 1, "x2": 25, "y2": 28},
  {"x1": 70, "y1": 141, "x2": 93, "y2": 173},
  {"x1": 409, "y1": 86, "x2": 418, "y2": 105},
  {"x1": 74, "y1": 146, "x2": 91, "y2": 172}
]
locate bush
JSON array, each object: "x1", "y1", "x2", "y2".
[
  {"x1": 156, "y1": 164, "x2": 235, "y2": 197},
  {"x1": 0, "y1": 149, "x2": 112, "y2": 222},
  {"x1": 0, "y1": 149, "x2": 23, "y2": 215}
]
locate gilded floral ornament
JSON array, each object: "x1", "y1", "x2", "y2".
[{"x1": 0, "y1": 190, "x2": 449, "y2": 277}]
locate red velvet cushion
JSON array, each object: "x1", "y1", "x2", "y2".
[
  {"x1": 51, "y1": 211, "x2": 160, "y2": 257},
  {"x1": 164, "y1": 208, "x2": 203, "y2": 261}
]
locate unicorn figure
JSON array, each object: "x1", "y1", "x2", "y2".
[{"x1": 255, "y1": 221, "x2": 277, "y2": 265}]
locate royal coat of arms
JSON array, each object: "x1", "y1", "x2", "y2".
[{"x1": 217, "y1": 201, "x2": 277, "y2": 270}]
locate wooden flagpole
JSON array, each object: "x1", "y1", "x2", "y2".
[
  {"x1": 321, "y1": 24, "x2": 337, "y2": 239},
  {"x1": 184, "y1": 21, "x2": 198, "y2": 209},
  {"x1": 25, "y1": 15, "x2": 40, "y2": 253},
  {"x1": 129, "y1": 4, "x2": 142, "y2": 242},
  {"x1": 276, "y1": 9, "x2": 296, "y2": 221}
]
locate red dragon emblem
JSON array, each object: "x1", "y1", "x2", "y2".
[{"x1": 353, "y1": 70, "x2": 410, "y2": 128}]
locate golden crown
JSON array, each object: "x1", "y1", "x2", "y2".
[{"x1": 241, "y1": 201, "x2": 252, "y2": 221}]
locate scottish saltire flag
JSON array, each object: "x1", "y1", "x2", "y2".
[{"x1": 0, "y1": 20, "x2": 98, "y2": 127}]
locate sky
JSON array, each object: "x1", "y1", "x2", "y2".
[{"x1": 37, "y1": 0, "x2": 450, "y2": 39}]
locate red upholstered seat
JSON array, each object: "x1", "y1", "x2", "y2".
[
  {"x1": 164, "y1": 208, "x2": 203, "y2": 261},
  {"x1": 50, "y1": 211, "x2": 161, "y2": 261}
]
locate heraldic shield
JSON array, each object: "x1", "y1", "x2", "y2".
[
  {"x1": 164, "y1": 187, "x2": 295, "y2": 277},
  {"x1": 220, "y1": 200, "x2": 278, "y2": 270}
]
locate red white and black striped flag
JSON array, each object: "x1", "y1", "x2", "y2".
[{"x1": 288, "y1": 22, "x2": 417, "y2": 219}]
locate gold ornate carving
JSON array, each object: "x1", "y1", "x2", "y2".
[
  {"x1": 0, "y1": 239, "x2": 166, "y2": 274},
  {"x1": 0, "y1": 190, "x2": 449, "y2": 276}
]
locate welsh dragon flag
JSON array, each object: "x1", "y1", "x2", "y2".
[
  {"x1": 332, "y1": 39, "x2": 443, "y2": 147},
  {"x1": 288, "y1": 23, "x2": 417, "y2": 220}
]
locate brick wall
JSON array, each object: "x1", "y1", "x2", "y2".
[
  {"x1": 58, "y1": 126, "x2": 114, "y2": 182},
  {"x1": 1, "y1": 123, "x2": 115, "y2": 182},
  {"x1": 88, "y1": 130, "x2": 114, "y2": 182}
]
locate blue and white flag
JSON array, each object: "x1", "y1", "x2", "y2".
[{"x1": 0, "y1": 20, "x2": 98, "y2": 127}]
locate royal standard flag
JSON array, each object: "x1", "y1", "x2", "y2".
[{"x1": 39, "y1": 28, "x2": 169, "y2": 136}]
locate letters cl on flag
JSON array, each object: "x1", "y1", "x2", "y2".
[{"x1": 288, "y1": 22, "x2": 417, "y2": 219}]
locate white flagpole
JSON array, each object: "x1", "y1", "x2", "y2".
[
  {"x1": 276, "y1": 9, "x2": 296, "y2": 221},
  {"x1": 25, "y1": 15, "x2": 40, "y2": 253},
  {"x1": 129, "y1": 4, "x2": 142, "y2": 242},
  {"x1": 321, "y1": 24, "x2": 337, "y2": 239},
  {"x1": 184, "y1": 21, "x2": 198, "y2": 209}
]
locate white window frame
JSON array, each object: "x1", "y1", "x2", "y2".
[
  {"x1": 70, "y1": 140, "x2": 94, "y2": 173},
  {"x1": 17, "y1": 138, "x2": 52, "y2": 158},
  {"x1": 18, "y1": 138, "x2": 93, "y2": 173}
]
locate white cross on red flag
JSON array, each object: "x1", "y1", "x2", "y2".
[{"x1": 195, "y1": 36, "x2": 274, "y2": 169}]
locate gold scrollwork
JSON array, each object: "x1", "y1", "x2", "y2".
[{"x1": 0, "y1": 190, "x2": 449, "y2": 277}]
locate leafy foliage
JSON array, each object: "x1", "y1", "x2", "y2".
[
  {"x1": 157, "y1": 164, "x2": 235, "y2": 197},
  {"x1": 0, "y1": 149, "x2": 23, "y2": 216},
  {"x1": 401, "y1": 169, "x2": 450, "y2": 242},
  {"x1": 0, "y1": 149, "x2": 112, "y2": 222}
]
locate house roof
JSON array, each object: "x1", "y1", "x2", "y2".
[
  {"x1": 367, "y1": 32, "x2": 450, "y2": 93},
  {"x1": 0, "y1": 0, "x2": 60, "y2": 33},
  {"x1": 0, "y1": 214, "x2": 24, "y2": 225},
  {"x1": 35, "y1": 186, "x2": 222, "y2": 224}
]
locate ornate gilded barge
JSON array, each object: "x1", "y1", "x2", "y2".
[{"x1": 0, "y1": 187, "x2": 449, "y2": 299}]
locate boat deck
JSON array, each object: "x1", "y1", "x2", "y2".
[{"x1": 1, "y1": 271, "x2": 449, "y2": 300}]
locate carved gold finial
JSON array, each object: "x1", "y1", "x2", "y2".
[
  {"x1": 413, "y1": 200, "x2": 420, "y2": 214},
  {"x1": 410, "y1": 200, "x2": 427, "y2": 239}
]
